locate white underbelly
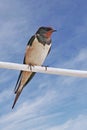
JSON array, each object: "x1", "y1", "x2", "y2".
[{"x1": 25, "y1": 38, "x2": 51, "y2": 65}]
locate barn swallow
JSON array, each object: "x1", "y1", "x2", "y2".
[{"x1": 12, "y1": 26, "x2": 56, "y2": 109}]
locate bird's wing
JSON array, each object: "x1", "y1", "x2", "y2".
[
  {"x1": 14, "y1": 70, "x2": 22, "y2": 93},
  {"x1": 14, "y1": 35, "x2": 36, "y2": 93},
  {"x1": 12, "y1": 35, "x2": 36, "y2": 109}
]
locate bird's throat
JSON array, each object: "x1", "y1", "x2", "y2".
[
  {"x1": 36, "y1": 34, "x2": 51, "y2": 45},
  {"x1": 45, "y1": 31, "x2": 52, "y2": 38}
]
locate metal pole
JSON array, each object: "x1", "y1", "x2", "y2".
[{"x1": 0, "y1": 61, "x2": 87, "y2": 78}]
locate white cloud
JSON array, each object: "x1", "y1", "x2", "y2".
[
  {"x1": 46, "y1": 114, "x2": 87, "y2": 130},
  {"x1": 0, "y1": 1, "x2": 87, "y2": 130},
  {"x1": 0, "y1": 88, "x2": 61, "y2": 130},
  {"x1": 0, "y1": 89, "x2": 12, "y2": 103},
  {"x1": 62, "y1": 48, "x2": 87, "y2": 69}
]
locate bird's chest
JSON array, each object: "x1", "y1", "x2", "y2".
[{"x1": 25, "y1": 38, "x2": 51, "y2": 65}]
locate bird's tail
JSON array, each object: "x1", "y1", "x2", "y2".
[{"x1": 12, "y1": 87, "x2": 23, "y2": 109}]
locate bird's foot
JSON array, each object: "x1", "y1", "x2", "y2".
[
  {"x1": 41, "y1": 65, "x2": 49, "y2": 71},
  {"x1": 45, "y1": 65, "x2": 49, "y2": 71},
  {"x1": 28, "y1": 64, "x2": 34, "y2": 71}
]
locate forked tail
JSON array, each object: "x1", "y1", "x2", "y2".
[{"x1": 12, "y1": 88, "x2": 23, "y2": 109}]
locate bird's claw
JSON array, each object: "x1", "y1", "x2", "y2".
[
  {"x1": 41, "y1": 65, "x2": 49, "y2": 71},
  {"x1": 28, "y1": 64, "x2": 33, "y2": 71},
  {"x1": 45, "y1": 65, "x2": 49, "y2": 71}
]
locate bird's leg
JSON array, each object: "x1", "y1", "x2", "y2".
[
  {"x1": 28, "y1": 63, "x2": 33, "y2": 71},
  {"x1": 41, "y1": 65, "x2": 49, "y2": 71},
  {"x1": 45, "y1": 65, "x2": 49, "y2": 71}
]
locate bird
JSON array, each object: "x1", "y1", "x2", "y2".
[{"x1": 12, "y1": 26, "x2": 56, "y2": 109}]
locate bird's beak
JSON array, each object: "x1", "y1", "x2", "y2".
[{"x1": 52, "y1": 29, "x2": 57, "y2": 32}]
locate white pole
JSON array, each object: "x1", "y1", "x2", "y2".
[{"x1": 0, "y1": 61, "x2": 87, "y2": 78}]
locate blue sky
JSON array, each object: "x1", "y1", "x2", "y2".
[{"x1": 0, "y1": 0, "x2": 87, "y2": 130}]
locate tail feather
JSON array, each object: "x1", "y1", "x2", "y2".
[
  {"x1": 12, "y1": 88, "x2": 23, "y2": 109},
  {"x1": 12, "y1": 72, "x2": 36, "y2": 109}
]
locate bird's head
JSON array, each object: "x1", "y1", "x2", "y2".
[{"x1": 36, "y1": 27, "x2": 56, "y2": 38}]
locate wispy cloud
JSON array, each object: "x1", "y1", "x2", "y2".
[
  {"x1": 46, "y1": 114, "x2": 87, "y2": 130},
  {"x1": 0, "y1": 88, "x2": 62, "y2": 130},
  {"x1": 0, "y1": 47, "x2": 87, "y2": 130},
  {"x1": 60, "y1": 48, "x2": 87, "y2": 70},
  {"x1": 0, "y1": 0, "x2": 87, "y2": 130},
  {"x1": 0, "y1": 89, "x2": 12, "y2": 103}
]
